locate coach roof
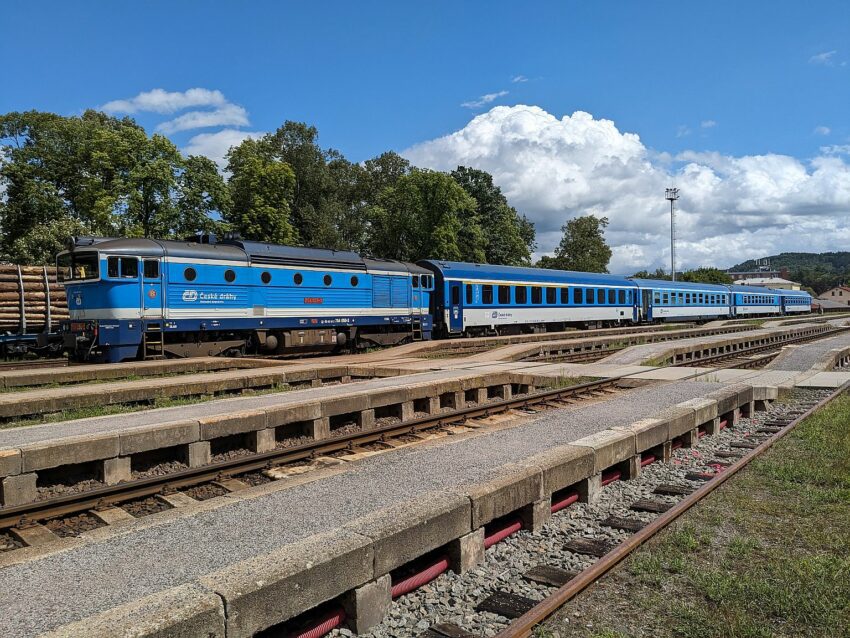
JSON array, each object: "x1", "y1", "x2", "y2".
[
  {"x1": 629, "y1": 278, "x2": 729, "y2": 292},
  {"x1": 418, "y1": 260, "x2": 634, "y2": 287}
]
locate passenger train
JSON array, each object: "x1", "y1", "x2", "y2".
[{"x1": 57, "y1": 236, "x2": 813, "y2": 362}]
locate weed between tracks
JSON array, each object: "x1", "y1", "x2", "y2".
[{"x1": 539, "y1": 394, "x2": 850, "y2": 638}]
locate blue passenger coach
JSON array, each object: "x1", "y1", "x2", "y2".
[
  {"x1": 58, "y1": 236, "x2": 433, "y2": 362},
  {"x1": 776, "y1": 288, "x2": 812, "y2": 314},
  {"x1": 629, "y1": 279, "x2": 732, "y2": 322},
  {"x1": 729, "y1": 284, "x2": 782, "y2": 317},
  {"x1": 418, "y1": 261, "x2": 638, "y2": 336}
]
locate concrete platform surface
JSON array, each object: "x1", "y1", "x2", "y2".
[
  {"x1": 794, "y1": 371, "x2": 850, "y2": 388},
  {"x1": 0, "y1": 369, "x2": 474, "y2": 450},
  {"x1": 766, "y1": 331, "x2": 850, "y2": 371},
  {"x1": 0, "y1": 380, "x2": 726, "y2": 637}
]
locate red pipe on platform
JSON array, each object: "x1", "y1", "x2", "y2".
[
  {"x1": 550, "y1": 490, "x2": 579, "y2": 514},
  {"x1": 391, "y1": 555, "x2": 450, "y2": 598},
  {"x1": 288, "y1": 607, "x2": 346, "y2": 638},
  {"x1": 484, "y1": 518, "x2": 523, "y2": 548},
  {"x1": 601, "y1": 469, "x2": 622, "y2": 486},
  {"x1": 640, "y1": 453, "x2": 657, "y2": 467}
]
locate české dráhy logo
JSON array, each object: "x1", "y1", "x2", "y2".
[{"x1": 182, "y1": 290, "x2": 198, "y2": 302}]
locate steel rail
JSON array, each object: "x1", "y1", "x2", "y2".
[
  {"x1": 1, "y1": 324, "x2": 845, "y2": 529},
  {"x1": 493, "y1": 381, "x2": 850, "y2": 638},
  {"x1": 0, "y1": 377, "x2": 621, "y2": 528}
]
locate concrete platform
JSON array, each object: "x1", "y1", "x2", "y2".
[
  {"x1": 794, "y1": 371, "x2": 850, "y2": 388},
  {"x1": 0, "y1": 378, "x2": 767, "y2": 637}
]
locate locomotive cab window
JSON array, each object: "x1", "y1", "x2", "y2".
[
  {"x1": 482, "y1": 285, "x2": 494, "y2": 304},
  {"x1": 143, "y1": 260, "x2": 159, "y2": 279},
  {"x1": 498, "y1": 285, "x2": 510, "y2": 304},
  {"x1": 120, "y1": 257, "x2": 138, "y2": 279},
  {"x1": 224, "y1": 269, "x2": 236, "y2": 283},
  {"x1": 412, "y1": 275, "x2": 420, "y2": 288},
  {"x1": 515, "y1": 286, "x2": 527, "y2": 304}
]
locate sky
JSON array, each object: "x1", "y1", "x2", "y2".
[{"x1": 2, "y1": 1, "x2": 850, "y2": 273}]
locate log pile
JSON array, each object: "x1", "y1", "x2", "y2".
[{"x1": 0, "y1": 265, "x2": 69, "y2": 333}]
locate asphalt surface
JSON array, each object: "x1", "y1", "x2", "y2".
[{"x1": 0, "y1": 380, "x2": 723, "y2": 637}]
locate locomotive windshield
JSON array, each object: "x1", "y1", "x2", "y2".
[{"x1": 57, "y1": 251, "x2": 100, "y2": 282}]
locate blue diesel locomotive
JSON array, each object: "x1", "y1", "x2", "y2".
[
  {"x1": 58, "y1": 236, "x2": 432, "y2": 362},
  {"x1": 58, "y1": 236, "x2": 812, "y2": 362}
]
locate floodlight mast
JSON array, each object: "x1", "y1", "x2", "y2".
[{"x1": 665, "y1": 187, "x2": 680, "y2": 281}]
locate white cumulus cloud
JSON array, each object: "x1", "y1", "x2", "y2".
[
  {"x1": 461, "y1": 90, "x2": 509, "y2": 109},
  {"x1": 403, "y1": 105, "x2": 850, "y2": 273},
  {"x1": 157, "y1": 103, "x2": 250, "y2": 134},
  {"x1": 813, "y1": 125, "x2": 831, "y2": 136},
  {"x1": 809, "y1": 50, "x2": 837, "y2": 65},
  {"x1": 700, "y1": 120, "x2": 717, "y2": 129},
  {"x1": 101, "y1": 88, "x2": 229, "y2": 114},
  {"x1": 183, "y1": 129, "x2": 264, "y2": 169}
]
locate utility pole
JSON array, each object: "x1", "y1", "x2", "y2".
[{"x1": 665, "y1": 187, "x2": 679, "y2": 281}]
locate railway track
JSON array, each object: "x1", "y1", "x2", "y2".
[
  {"x1": 0, "y1": 358, "x2": 67, "y2": 372},
  {"x1": 1, "y1": 327, "x2": 845, "y2": 533},
  {"x1": 0, "y1": 377, "x2": 623, "y2": 530},
  {"x1": 491, "y1": 386, "x2": 841, "y2": 638}
]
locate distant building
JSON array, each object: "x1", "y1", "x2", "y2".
[
  {"x1": 818, "y1": 286, "x2": 850, "y2": 306},
  {"x1": 727, "y1": 266, "x2": 790, "y2": 281},
  {"x1": 733, "y1": 277, "x2": 801, "y2": 290}
]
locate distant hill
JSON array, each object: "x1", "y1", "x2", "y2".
[{"x1": 729, "y1": 252, "x2": 850, "y2": 294}]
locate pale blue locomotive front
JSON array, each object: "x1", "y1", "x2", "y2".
[{"x1": 58, "y1": 236, "x2": 433, "y2": 362}]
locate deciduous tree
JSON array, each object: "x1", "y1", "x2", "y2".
[{"x1": 539, "y1": 215, "x2": 612, "y2": 273}]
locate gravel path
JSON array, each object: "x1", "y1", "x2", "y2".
[
  {"x1": 0, "y1": 380, "x2": 725, "y2": 637},
  {"x1": 766, "y1": 331, "x2": 850, "y2": 371}
]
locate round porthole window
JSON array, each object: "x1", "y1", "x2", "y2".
[
  {"x1": 224, "y1": 269, "x2": 236, "y2": 283},
  {"x1": 184, "y1": 267, "x2": 197, "y2": 282},
  {"x1": 351, "y1": 275, "x2": 359, "y2": 287},
  {"x1": 294, "y1": 273, "x2": 303, "y2": 285},
  {"x1": 261, "y1": 271, "x2": 272, "y2": 284},
  {"x1": 323, "y1": 274, "x2": 332, "y2": 286}
]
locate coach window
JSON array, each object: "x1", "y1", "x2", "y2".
[
  {"x1": 294, "y1": 272, "x2": 303, "y2": 285},
  {"x1": 515, "y1": 285, "x2": 527, "y2": 304},
  {"x1": 144, "y1": 260, "x2": 159, "y2": 279},
  {"x1": 653, "y1": 292, "x2": 660, "y2": 304},
  {"x1": 184, "y1": 267, "x2": 197, "y2": 282},
  {"x1": 350, "y1": 275, "x2": 359, "y2": 287},
  {"x1": 596, "y1": 289, "x2": 604, "y2": 304},
  {"x1": 224, "y1": 269, "x2": 236, "y2": 283},
  {"x1": 574, "y1": 288, "x2": 584, "y2": 304},
  {"x1": 482, "y1": 284, "x2": 494, "y2": 304},
  {"x1": 618, "y1": 290, "x2": 626, "y2": 305},
  {"x1": 452, "y1": 285, "x2": 460, "y2": 305},
  {"x1": 529, "y1": 286, "x2": 540, "y2": 304},
  {"x1": 560, "y1": 287, "x2": 569, "y2": 304},
  {"x1": 685, "y1": 293, "x2": 691, "y2": 304},
  {"x1": 498, "y1": 285, "x2": 510, "y2": 304},
  {"x1": 607, "y1": 289, "x2": 615, "y2": 304},
  {"x1": 465, "y1": 284, "x2": 473, "y2": 304},
  {"x1": 662, "y1": 293, "x2": 669, "y2": 304},
  {"x1": 546, "y1": 287, "x2": 556, "y2": 304},
  {"x1": 587, "y1": 289, "x2": 595, "y2": 305},
  {"x1": 261, "y1": 271, "x2": 272, "y2": 284}
]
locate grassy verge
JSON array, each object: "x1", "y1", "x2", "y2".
[{"x1": 539, "y1": 392, "x2": 850, "y2": 638}]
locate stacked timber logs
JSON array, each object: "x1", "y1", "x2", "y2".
[{"x1": 0, "y1": 265, "x2": 69, "y2": 333}]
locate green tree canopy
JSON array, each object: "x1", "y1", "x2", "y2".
[
  {"x1": 225, "y1": 138, "x2": 297, "y2": 244},
  {"x1": 450, "y1": 166, "x2": 535, "y2": 265},
  {"x1": 538, "y1": 215, "x2": 612, "y2": 273},
  {"x1": 368, "y1": 169, "x2": 482, "y2": 262}
]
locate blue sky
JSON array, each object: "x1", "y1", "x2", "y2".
[{"x1": 3, "y1": 1, "x2": 850, "y2": 271}]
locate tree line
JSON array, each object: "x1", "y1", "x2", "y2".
[{"x1": 0, "y1": 111, "x2": 536, "y2": 266}]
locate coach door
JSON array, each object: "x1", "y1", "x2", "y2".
[
  {"x1": 142, "y1": 259, "x2": 163, "y2": 318},
  {"x1": 448, "y1": 281, "x2": 463, "y2": 333},
  {"x1": 641, "y1": 289, "x2": 652, "y2": 322}
]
